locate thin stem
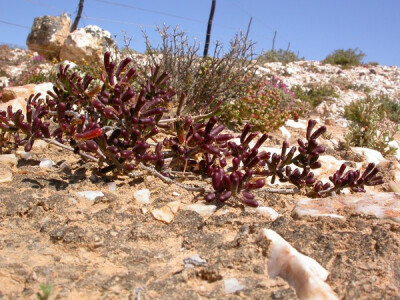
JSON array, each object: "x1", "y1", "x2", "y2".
[
  {"x1": 158, "y1": 111, "x2": 216, "y2": 124},
  {"x1": 43, "y1": 138, "x2": 99, "y2": 162},
  {"x1": 138, "y1": 162, "x2": 210, "y2": 193},
  {"x1": 257, "y1": 187, "x2": 299, "y2": 194}
]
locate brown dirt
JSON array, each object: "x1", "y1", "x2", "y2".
[{"x1": 0, "y1": 140, "x2": 399, "y2": 300}]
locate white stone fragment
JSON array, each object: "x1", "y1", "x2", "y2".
[
  {"x1": 31, "y1": 140, "x2": 49, "y2": 151},
  {"x1": 184, "y1": 254, "x2": 207, "y2": 268},
  {"x1": 293, "y1": 198, "x2": 345, "y2": 219},
  {"x1": 279, "y1": 126, "x2": 291, "y2": 140},
  {"x1": 151, "y1": 201, "x2": 181, "y2": 223},
  {"x1": 75, "y1": 191, "x2": 104, "y2": 201},
  {"x1": 259, "y1": 229, "x2": 338, "y2": 300},
  {"x1": 224, "y1": 278, "x2": 246, "y2": 294},
  {"x1": 172, "y1": 191, "x2": 180, "y2": 197},
  {"x1": 20, "y1": 151, "x2": 34, "y2": 160},
  {"x1": 285, "y1": 119, "x2": 307, "y2": 129},
  {"x1": 351, "y1": 147, "x2": 386, "y2": 165},
  {"x1": 256, "y1": 206, "x2": 279, "y2": 221},
  {"x1": 39, "y1": 158, "x2": 55, "y2": 169},
  {"x1": 183, "y1": 203, "x2": 217, "y2": 218},
  {"x1": 133, "y1": 189, "x2": 151, "y2": 205}
]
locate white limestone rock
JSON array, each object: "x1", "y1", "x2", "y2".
[
  {"x1": 224, "y1": 278, "x2": 246, "y2": 294},
  {"x1": 259, "y1": 229, "x2": 338, "y2": 300},
  {"x1": 293, "y1": 193, "x2": 400, "y2": 223},
  {"x1": 183, "y1": 203, "x2": 217, "y2": 218},
  {"x1": 351, "y1": 147, "x2": 386, "y2": 165},
  {"x1": 256, "y1": 206, "x2": 280, "y2": 221},
  {"x1": 75, "y1": 190, "x2": 104, "y2": 201},
  {"x1": 285, "y1": 119, "x2": 307, "y2": 129},
  {"x1": 151, "y1": 201, "x2": 181, "y2": 223},
  {"x1": 133, "y1": 189, "x2": 151, "y2": 205}
]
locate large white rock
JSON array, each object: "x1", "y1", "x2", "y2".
[
  {"x1": 259, "y1": 229, "x2": 338, "y2": 300},
  {"x1": 60, "y1": 25, "x2": 117, "y2": 65},
  {"x1": 351, "y1": 147, "x2": 386, "y2": 165}
]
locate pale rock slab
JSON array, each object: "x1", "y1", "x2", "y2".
[
  {"x1": 60, "y1": 25, "x2": 117, "y2": 65},
  {"x1": 75, "y1": 191, "x2": 104, "y2": 201},
  {"x1": 351, "y1": 147, "x2": 386, "y2": 165},
  {"x1": 151, "y1": 201, "x2": 181, "y2": 223},
  {"x1": 293, "y1": 193, "x2": 400, "y2": 223},
  {"x1": 2, "y1": 82, "x2": 53, "y2": 102},
  {"x1": 285, "y1": 119, "x2": 307, "y2": 129},
  {"x1": 259, "y1": 229, "x2": 338, "y2": 300},
  {"x1": 0, "y1": 98, "x2": 28, "y2": 116},
  {"x1": 311, "y1": 155, "x2": 347, "y2": 182},
  {"x1": 255, "y1": 206, "x2": 280, "y2": 221},
  {"x1": 182, "y1": 203, "x2": 217, "y2": 218}
]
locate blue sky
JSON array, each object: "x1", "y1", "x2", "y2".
[{"x1": 1, "y1": 0, "x2": 399, "y2": 66}]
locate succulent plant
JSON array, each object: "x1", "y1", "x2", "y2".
[{"x1": 0, "y1": 52, "x2": 385, "y2": 207}]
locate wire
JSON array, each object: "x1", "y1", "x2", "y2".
[
  {"x1": 0, "y1": 20, "x2": 30, "y2": 29},
  {"x1": 82, "y1": 16, "x2": 157, "y2": 29},
  {"x1": 24, "y1": 0, "x2": 69, "y2": 13},
  {"x1": 94, "y1": 0, "x2": 205, "y2": 24}
]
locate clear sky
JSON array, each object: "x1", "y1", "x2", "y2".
[{"x1": 1, "y1": 0, "x2": 399, "y2": 66}]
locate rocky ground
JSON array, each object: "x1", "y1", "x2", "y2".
[
  {"x1": 0, "y1": 46, "x2": 400, "y2": 299},
  {"x1": 0, "y1": 122, "x2": 399, "y2": 299}
]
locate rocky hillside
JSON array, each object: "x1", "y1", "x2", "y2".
[{"x1": 257, "y1": 60, "x2": 400, "y2": 124}]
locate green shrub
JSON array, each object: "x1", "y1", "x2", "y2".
[
  {"x1": 257, "y1": 49, "x2": 302, "y2": 65},
  {"x1": 323, "y1": 48, "x2": 365, "y2": 68},
  {"x1": 222, "y1": 76, "x2": 304, "y2": 131},
  {"x1": 344, "y1": 95, "x2": 399, "y2": 155},
  {"x1": 291, "y1": 84, "x2": 338, "y2": 108}
]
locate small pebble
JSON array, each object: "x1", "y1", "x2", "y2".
[
  {"x1": 184, "y1": 254, "x2": 207, "y2": 268},
  {"x1": 256, "y1": 206, "x2": 279, "y2": 221},
  {"x1": 172, "y1": 191, "x2": 180, "y2": 197},
  {"x1": 75, "y1": 191, "x2": 104, "y2": 201},
  {"x1": 151, "y1": 201, "x2": 181, "y2": 223},
  {"x1": 183, "y1": 203, "x2": 217, "y2": 218},
  {"x1": 39, "y1": 158, "x2": 55, "y2": 169},
  {"x1": 134, "y1": 189, "x2": 151, "y2": 205},
  {"x1": 224, "y1": 278, "x2": 246, "y2": 294}
]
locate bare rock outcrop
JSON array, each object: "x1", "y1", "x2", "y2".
[
  {"x1": 26, "y1": 13, "x2": 71, "y2": 60},
  {"x1": 60, "y1": 25, "x2": 117, "y2": 65}
]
